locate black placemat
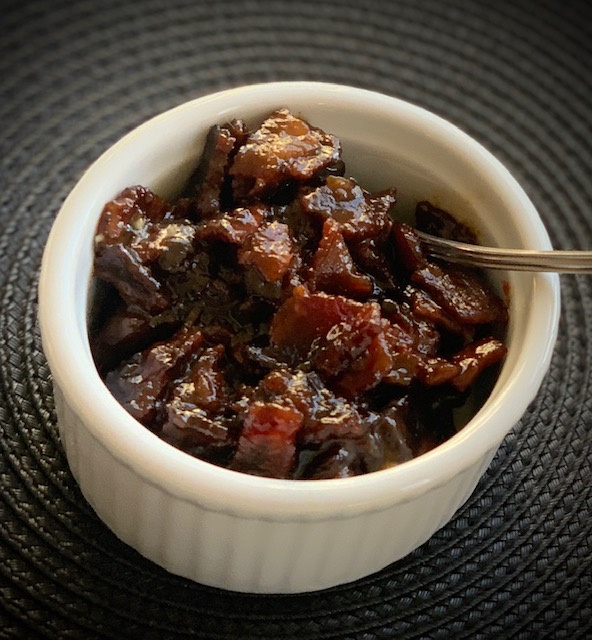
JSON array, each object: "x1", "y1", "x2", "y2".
[{"x1": 2, "y1": 0, "x2": 592, "y2": 637}]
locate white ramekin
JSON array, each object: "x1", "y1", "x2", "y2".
[{"x1": 38, "y1": 82, "x2": 560, "y2": 593}]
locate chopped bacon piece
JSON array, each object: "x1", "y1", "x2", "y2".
[
  {"x1": 230, "y1": 109, "x2": 341, "y2": 200},
  {"x1": 349, "y1": 236, "x2": 399, "y2": 292},
  {"x1": 295, "y1": 440, "x2": 364, "y2": 479},
  {"x1": 307, "y1": 218, "x2": 373, "y2": 297},
  {"x1": 90, "y1": 307, "x2": 176, "y2": 373},
  {"x1": 383, "y1": 349, "x2": 422, "y2": 386},
  {"x1": 179, "y1": 345, "x2": 227, "y2": 411},
  {"x1": 104, "y1": 326, "x2": 203, "y2": 426},
  {"x1": 412, "y1": 262, "x2": 508, "y2": 325},
  {"x1": 230, "y1": 401, "x2": 303, "y2": 478},
  {"x1": 195, "y1": 205, "x2": 266, "y2": 244},
  {"x1": 94, "y1": 243, "x2": 170, "y2": 313},
  {"x1": 391, "y1": 222, "x2": 428, "y2": 272},
  {"x1": 192, "y1": 120, "x2": 248, "y2": 218},
  {"x1": 238, "y1": 220, "x2": 296, "y2": 282},
  {"x1": 381, "y1": 298, "x2": 440, "y2": 356},
  {"x1": 305, "y1": 302, "x2": 395, "y2": 397},
  {"x1": 405, "y1": 285, "x2": 474, "y2": 340},
  {"x1": 139, "y1": 222, "x2": 196, "y2": 271},
  {"x1": 300, "y1": 176, "x2": 396, "y2": 240},
  {"x1": 94, "y1": 185, "x2": 173, "y2": 249},
  {"x1": 418, "y1": 357, "x2": 460, "y2": 386},
  {"x1": 310, "y1": 303, "x2": 383, "y2": 379},
  {"x1": 270, "y1": 286, "x2": 380, "y2": 360},
  {"x1": 161, "y1": 345, "x2": 231, "y2": 450},
  {"x1": 162, "y1": 406, "x2": 231, "y2": 454},
  {"x1": 334, "y1": 327, "x2": 394, "y2": 397},
  {"x1": 255, "y1": 369, "x2": 366, "y2": 443},
  {"x1": 94, "y1": 187, "x2": 198, "y2": 311},
  {"x1": 451, "y1": 338, "x2": 507, "y2": 391},
  {"x1": 372, "y1": 402, "x2": 414, "y2": 465}
]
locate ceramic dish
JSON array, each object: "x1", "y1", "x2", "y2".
[{"x1": 38, "y1": 82, "x2": 560, "y2": 593}]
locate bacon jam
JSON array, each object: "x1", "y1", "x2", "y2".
[{"x1": 90, "y1": 109, "x2": 508, "y2": 480}]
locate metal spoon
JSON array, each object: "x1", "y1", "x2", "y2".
[{"x1": 416, "y1": 231, "x2": 592, "y2": 273}]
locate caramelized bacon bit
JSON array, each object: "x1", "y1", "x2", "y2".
[
  {"x1": 418, "y1": 357, "x2": 460, "y2": 386},
  {"x1": 255, "y1": 369, "x2": 366, "y2": 443},
  {"x1": 94, "y1": 243, "x2": 170, "y2": 313},
  {"x1": 334, "y1": 327, "x2": 394, "y2": 397},
  {"x1": 238, "y1": 221, "x2": 296, "y2": 282},
  {"x1": 451, "y1": 338, "x2": 507, "y2": 391},
  {"x1": 94, "y1": 186, "x2": 198, "y2": 312},
  {"x1": 412, "y1": 262, "x2": 508, "y2": 325},
  {"x1": 391, "y1": 222, "x2": 428, "y2": 272},
  {"x1": 104, "y1": 326, "x2": 203, "y2": 426},
  {"x1": 405, "y1": 285, "x2": 474, "y2": 339},
  {"x1": 381, "y1": 298, "x2": 440, "y2": 356},
  {"x1": 141, "y1": 222, "x2": 196, "y2": 271},
  {"x1": 192, "y1": 120, "x2": 248, "y2": 219},
  {"x1": 95, "y1": 185, "x2": 173, "y2": 249},
  {"x1": 307, "y1": 218, "x2": 373, "y2": 297},
  {"x1": 230, "y1": 401, "x2": 303, "y2": 478},
  {"x1": 300, "y1": 176, "x2": 396, "y2": 240},
  {"x1": 90, "y1": 307, "x2": 177, "y2": 373},
  {"x1": 161, "y1": 345, "x2": 232, "y2": 451},
  {"x1": 372, "y1": 403, "x2": 414, "y2": 465},
  {"x1": 349, "y1": 236, "x2": 400, "y2": 293},
  {"x1": 230, "y1": 109, "x2": 341, "y2": 200},
  {"x1": 310, "y1": 303, "x2": 383, "y2": 379},
  {"x1": 195, "y1": 205, "x2": 266, "y2": 244},
  {"x1": 270, "y1": 286, "x2": 379, "y2": 360}
]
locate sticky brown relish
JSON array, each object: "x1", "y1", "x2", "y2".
[{"x1": 90, "y1": 109, "x2": 508, "y2": 480}]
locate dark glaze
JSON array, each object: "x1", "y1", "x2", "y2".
[{"x1": 90, "y1": 110, "x2": 508, "y2": 480}]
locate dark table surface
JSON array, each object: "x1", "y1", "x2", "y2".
[{"x1": 1, "y1": 0, "x2": 592, "y2": 638}]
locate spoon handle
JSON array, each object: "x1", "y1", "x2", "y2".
[{"x1": 417, "y1": 232, "x2": 592, "y2": 273}]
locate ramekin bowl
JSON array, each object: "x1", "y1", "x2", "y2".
[{"x1": 38, "y1": 82, "x2": 560, "y2": 593}]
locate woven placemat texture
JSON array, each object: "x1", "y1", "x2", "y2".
[{"x1": 1, "y1": 0, "x2": 592, "y2": 637}]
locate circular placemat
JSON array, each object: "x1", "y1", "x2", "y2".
[{"x1": 1, "y1": 0, "x2": 592, "y2": 637}]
